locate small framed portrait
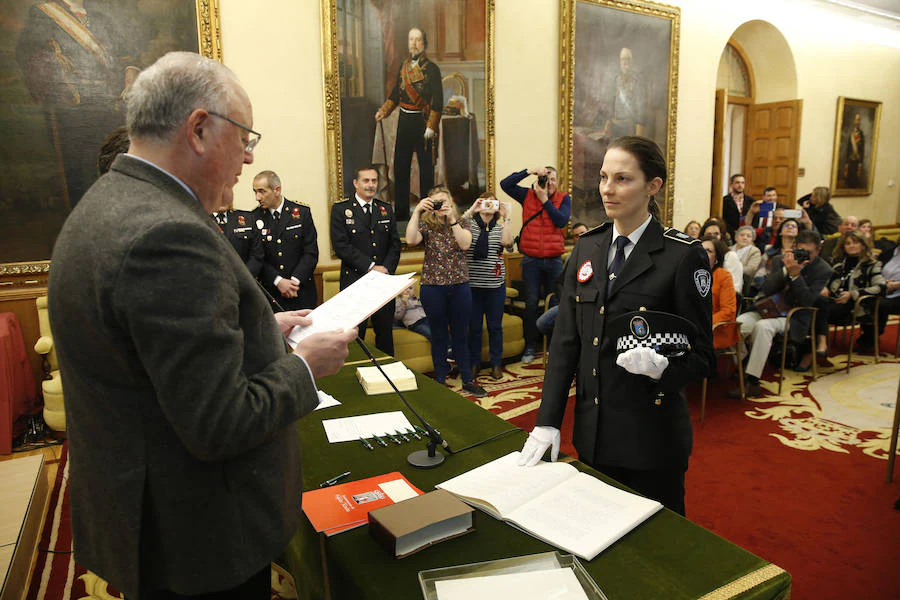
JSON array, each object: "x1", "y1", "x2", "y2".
[{"x1": 830, "y1": 97, "x2": 882, "y2": 197}]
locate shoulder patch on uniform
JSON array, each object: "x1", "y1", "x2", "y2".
[
  {"x1": 664, "y1": 227, "x2": 700, "y2": 245},
  {"x1": 579, "y1": 222, "x2": 612, "y2": 238}
]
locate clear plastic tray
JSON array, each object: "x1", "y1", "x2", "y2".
[{"x1": 418, "y1": 551, "x2": 608, "y2": 599}]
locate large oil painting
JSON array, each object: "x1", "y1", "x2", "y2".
[
  {"x1": 830, "y1": 97, "x2": 881, "y2": 197},
  {"x1": 0, "y1": 0, "x2": 221, "y2": 277},
  {"x1": 322, "y1": 0, "x2": 494, "y2": 232},
  {"x1": 559, "y1": 0, "x2": 679, "y2": 227}
]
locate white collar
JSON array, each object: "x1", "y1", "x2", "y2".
[
  {"x1": 355, "y1": 194, "x2": 374, "y2": 209},
  {"x1": 270, "y1": 198, "x2": 285, "y2": 216},
  {"x1": 611, "y1": 214, "x2": 653, "y2": 248}
]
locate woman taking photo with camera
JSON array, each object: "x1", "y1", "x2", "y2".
[
  {"x1": 465, "y1": 192, "x2": 514, "y2": 380},
  {"x1": 517, "y1": 136, "x2": 714, "y2": 515},
  {"x1": 406, "y1": 186, "x2": 487, "y2": 397}
]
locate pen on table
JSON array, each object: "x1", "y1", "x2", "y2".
[
  {"x1": 319, "y1": 471, "x2": 351, "y2": 488},
  {"x1": 414, "y1": 424, "x2": 428, "y2": 436},
  {"x1": 372, "y1": 433, "x2": 388, "y2": 447},
  {"x1": 405, "y1": 427, "x2": 421, "y2": 440},
  {"x1": 393, "y1": 429, "x2": 410, "y2": 442},
  {"x1": 359, "y1": 436, "x2": 374, "y2": 450},
  {"x1": 384, "y1": 431, "x2": 402, "y2": 445}
]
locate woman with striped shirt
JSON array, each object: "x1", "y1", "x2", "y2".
[{"x1": 465, "y1": 193, "x2": 514, "y2": 379}]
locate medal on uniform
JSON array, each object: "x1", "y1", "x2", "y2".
[
  {"x1": 379, "y1": 205, "x2": 387, "y2": 216},
  {"x1": 345, "y1": 208, "x2": 353, "y2": 218},
  {"x1": 577, "y1": 260, "x2": 593, "y2": 283},
  {"x1": 292, "y1": 207, "x2": 300, "y2": 219},
  {"x1": 255, "y1": 219, "x2": 264, "y2": 230},
  {"x1": 237, "y1": 215, "x2": 245, "y2": 226}
]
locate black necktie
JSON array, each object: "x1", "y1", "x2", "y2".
[
  {"x1": 273, "y1": 210, "x2": 280, "y2": 223},
  {"x1": 364, "y1": 203, "x2": 372, "y2": 228},
  {"x1": 215, "y1": 214, "x2": 226, "y2": 227},
  {"x1": 607, "y1": 236, "x2": 631, "y2": 294}
]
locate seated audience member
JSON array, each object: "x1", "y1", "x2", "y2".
[
  {"x1": 536, "y1": 222, "x2": 589, "y2": 338},
  {"x1": 820, "y1": 215, "x2": 859, "y2": 264},
  {"x1": 683, "y1": 220, "x2": 702, "y2": 240},
  {"x1": 872, "y1": 240, "x2": 900, "y2": 343},
  {"x1": 753, "y1": 205, "x2": 787, "y2": 250},
  {"x1": 798, "y1": 186, "x2": 841, "y2": 235},
  {"x1": 746, "y1": 186, "x2": 781, "y2": 227},
  {"x1": 394, "y1": 286, "x2": 431, "y2": 340},
  {"x1": 754, "y1": 217, "x2": 804, "y2": 295},
  {"x1": 809, "y1": 231, "x2": 886, "y2": 360},
  {"x1": 722, "y1": 173, "x2": 754, "y2": 235},
  {"x1": 733, "y1": 230, "x2": 831, "y2": 397},
  {"x1": 465, "y1": 193, "x2": 514, "y2": 380},
  {"x1": 858, "y1": 218, "x2": 873, "y2": 240},
  {"x1": 701, "y1": 218, "x2": 742, "y2": 295},
  {"x1": 732, "y1": 225, "x2": 762, "y2": 294},
  {"x1": 701, "y1": 236, "x2": 739, "y2": 351},
  {"x1": 856, "y1": 219, "x2": 895, "y2": 260},
  {"x1": 406, "y1": 185, "x2": 486, "y2": 397}
]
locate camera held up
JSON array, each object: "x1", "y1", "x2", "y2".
[
  {"x1": 432, "y1": 199, "x2": 443, "y2": 211},
  {"x1": 536, "y1": 174, "x2": 548, "y2": 188}
]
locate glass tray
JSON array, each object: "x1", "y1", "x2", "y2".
[{"x1": 418, "y1": 551, "x2": 608, "y2": 600}]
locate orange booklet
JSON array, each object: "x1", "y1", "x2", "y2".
[{"x1": 302, "y1": 472, "x2": 424, "y2": 536}]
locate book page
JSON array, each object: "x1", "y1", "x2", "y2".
[
  {"x1": 287, "y1": 270, "x2": 415, "y2": 346},
  {"x1": 434, "y1": 568, "x2": 589, "y2": 600},
  {"x1": 507, "y1": 472, "x2": 662, "y2": 561},
  {"x1": 436, "y1": 452, "x2": 577, "y2": 519}
]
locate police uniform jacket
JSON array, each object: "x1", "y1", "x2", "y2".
[
  {"x1": 330, "y1": 198, "x2": 402, "y2": 289},
  {"x1": 218, "y1": 209, "x2": 263, "y2": 277},
  {"x1": 251, "y1": 199, "x2": 318, "y2": 306},
  {"x1": 536, "y1": 219, "x2": 715, "y2": 470}
]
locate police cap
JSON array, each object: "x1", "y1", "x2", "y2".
[{"x1": 606, "y1": 310, "x2": 698, "y2": 358}]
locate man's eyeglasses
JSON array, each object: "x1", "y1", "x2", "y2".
[{"x1": 208, "y1": 111, "x2": 261, "y2": 153}]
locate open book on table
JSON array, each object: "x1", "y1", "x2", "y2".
[{"x1": 436, "y1": 452, "x2": 662, "y2": 561}]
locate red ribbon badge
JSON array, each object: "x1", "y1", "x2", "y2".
[
  {"x1": 291, "y1": 207, "x2": 301, "y2": 219},
  {"x1": 237, "y1": 215, "x2": 245, "y2": 226},
  {"x1": 577, "y1": 260, "x2": 593, "y2": 283},
  {"x1": 379, "y1": 205, "x2": 387, "y2": 216}
]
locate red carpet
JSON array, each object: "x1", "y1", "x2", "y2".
[{"x1": 462, "y1": 328, "x2": 900, "y2": 600}]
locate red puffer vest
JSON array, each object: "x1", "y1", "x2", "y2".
[{"x1": 519, "y1": 188, "x2": 566, "y2": 258}]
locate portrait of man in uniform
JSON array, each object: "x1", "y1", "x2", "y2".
[
  {"x1": 328, "y1": 0, "x2": 490, "y2": 233},
  {"x1": 0, "y1": 0, "x2": 209, "y2": 266},
  {"x1": 830, "y1": 97, "x2": 881, "y2": 196}
]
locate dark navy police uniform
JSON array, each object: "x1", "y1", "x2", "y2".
[
  {"x1": 536, "y1": 219, "x2": 714, "y2": 514},
  {"x1": 214, "y1": 210, "x2": 264, "y2": 278}
]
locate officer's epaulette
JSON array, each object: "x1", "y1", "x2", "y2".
[
  {"x1": 291, "y1": 199, "x2": 310, "y2": 208},
  {"x1": 579, "y1": 222, "x2": 612, "y2": 238},
  {"x1": 664, "y1": 227, "x2": 700, "y2": 245}
]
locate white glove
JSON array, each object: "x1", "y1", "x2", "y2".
[
  {"x1": 616, "y1": 346, "x2": 669, "y2": 380},
  {"x1": 517, "y1": 426, "x2": 561, "y2": 467},
  {"x1": 424, "y1": 127, "x2": 436, "y2": 140}
]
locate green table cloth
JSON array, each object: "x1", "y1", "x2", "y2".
[{"x1": 285, "y1": 346, "x2": 790, "y2": 599}]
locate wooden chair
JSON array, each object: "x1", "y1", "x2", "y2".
[
  {"x1": 828, "y1": 294, "x2": 881, "y2": 374},
  {"x1": 700, "y1": 320, "x2": 744, "y2": 420},
  {"x1": 777, "y1": 306, "x2": 819, "y2": 395}
]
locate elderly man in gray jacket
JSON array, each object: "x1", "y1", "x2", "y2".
[{"x1": 49, "y1": 52, "x2": 356, "y2": 598}]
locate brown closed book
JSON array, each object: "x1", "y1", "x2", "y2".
[{"x1": 368, "y1": 489, "x2": 475, "y2": 558}]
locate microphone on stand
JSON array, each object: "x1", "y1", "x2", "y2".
[{"x1": 355, "y1": 336, "x2": 451, "y2": 468}]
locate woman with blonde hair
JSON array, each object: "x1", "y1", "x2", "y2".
[{"x1": 406, "y1": 186, "x2": 487, "y2": 397}]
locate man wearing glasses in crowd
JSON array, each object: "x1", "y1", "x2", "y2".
[{"x1": 48, "y1": 52, "x2": 355, "y2": 599}]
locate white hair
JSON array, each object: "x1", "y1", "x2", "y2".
[{"x1": 126, "y1": 51, "x2": 239, "y2": 142}]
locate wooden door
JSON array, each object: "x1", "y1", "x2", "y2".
[
  {"x1": 744, "y1": 100, "x2": 803, "y2": 204},
  {"x1": 709, "y1": 89, "x2": 727, "y2": 217}
]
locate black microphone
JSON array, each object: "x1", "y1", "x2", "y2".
[
  {"x1": 355, "y1": 336, "x2": 452, "y2": 468},
  {"x1": 255, "y1": 279, "x2": 286, "y2": 313}
]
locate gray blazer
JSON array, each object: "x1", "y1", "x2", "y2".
[{"x1": 48, "y1": 155, "x2": 319, "y2": 597}]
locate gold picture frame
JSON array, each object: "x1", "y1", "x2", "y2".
[
  {"x1": 0, "y1": 0, "x2": 222, "y2": 286},
  {"x1": 830, "y1": 97, "x2": 881, "y2": 197},
  {"x1": 559, "y1": 0, "x2": 680, "y2": 227},
  {"x1": 320, "y1": 0, "x2": 495, "y2": 244}
]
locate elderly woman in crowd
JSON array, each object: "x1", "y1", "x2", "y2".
[
  {"x1": 732, "y1": 225, "x2": 762, "y2": 295},
  {"x1": 684, "y1": 220, "x2": 702, "y2": 240}
]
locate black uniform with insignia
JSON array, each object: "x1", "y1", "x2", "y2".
[
  {"x1": 251, "y1": 198, "x2": 318, "y2": 310},
  {"x1": 212, "y1": 209, "x2": 264, "y2": 278},
  {"x1": 329, "y1": 197, "x2": 402, "y2": 354},
  {"x1": 536, "y1": 219, "x2": 714, "y2": 514}
]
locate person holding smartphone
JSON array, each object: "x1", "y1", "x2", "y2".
[{"x1": 464, "y1": 193, "x2": 514, "y2": 379}]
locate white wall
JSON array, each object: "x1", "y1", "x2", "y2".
[{"x1": 218, "y1": 0, "x2": 900, "y2": 268}]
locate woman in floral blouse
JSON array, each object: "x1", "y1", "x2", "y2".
[{"x1": 406, "y1": 186, "x2": 487, "y2": 397}]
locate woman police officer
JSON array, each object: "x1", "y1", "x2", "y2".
[{"x1": 517, "y1": 136, "x2": 714, "y2": 515}]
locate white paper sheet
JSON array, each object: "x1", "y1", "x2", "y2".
[
  {"x1": 321, "y1": 411, "x2": 415, "y2": 443},
  {"x1": 378, "y1": 479, "x2": 419, "y2": 503},
  {"x1": 287, "y1": 270, "x2": 415, "y2": 347},
  {"x1": 434, "y1": 568, "x2": 589, "y2": 600},
  {"x1": 314, "y1": 390, "x2": 341, "y2": 411}
]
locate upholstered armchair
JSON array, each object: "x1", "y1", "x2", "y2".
[{"x1": 33, "y1": 296, "x2": 65, "y2": 433}]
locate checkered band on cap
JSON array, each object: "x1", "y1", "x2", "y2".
[{"x1": 616, "y1": 332, "x2": 691, "y2": 352}]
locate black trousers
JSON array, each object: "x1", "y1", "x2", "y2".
[
  {"x1": 393, "y1": 110, "x2": 433, "y2": 222},
  {"x1": 591, "y1": 462, "x2": 687, "y2": 516},
  {"x1": 360, "y1": 298, "x2": 396, "y2": 355},
  {"x1": 138, "y1": 564, "x2": 270, "y2": 600}
]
